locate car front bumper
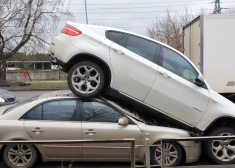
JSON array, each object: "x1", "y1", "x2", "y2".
[{"x1": 182, "y1": 141, "x2": 202, "y2": 163}]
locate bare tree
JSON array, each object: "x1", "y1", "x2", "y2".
[
  {"x1": 146, "y1": 8, "x2": 212, "y2": 52},
  {"x1": 147, "y1": 9, "x2": 195, "y2": 52},
  {"x1": 0, "y1": 0, "x2": 72, "y2": 80}
]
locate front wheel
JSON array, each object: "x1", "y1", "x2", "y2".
[
  {"x1": 150, "y1": 142, "x2": 183, "y2": 166},
  {"x1": 204, "y1": 127, "x2": 235, "y2": 164},
  {"x1": 3, "y1": 144, "x2": 38, "y2": 168},
  {"x1": 68, "y1": 61, "x2": 105, "y2": 98}
]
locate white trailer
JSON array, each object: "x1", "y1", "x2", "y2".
[{"x1": 183, "y1": 14, "x2": 235, "y2": 101}]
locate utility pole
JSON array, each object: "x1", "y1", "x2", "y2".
[
  {"x1": 213, "y1": 0, "x2": 222, "y2": 14},
  {"x1": 84, "y1": 0, "x2": 88, "y2": 24}
]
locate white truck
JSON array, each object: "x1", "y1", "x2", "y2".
[{"x1": 183, "y1": 14, "x2": 235, "y2": 102}]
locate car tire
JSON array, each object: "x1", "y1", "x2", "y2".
[
  {"x1": 68, "y1": 61, "x2": 105, "y2": 98},
  {"x1": 3, "y1": 144, "x2": 38, "y2": 168},
  {"x1": 204, "y1": 127, "x2": 235, "y2": 164},
  {"x1": 150, "y1": 142, "x2": 183, "y2": 166}
]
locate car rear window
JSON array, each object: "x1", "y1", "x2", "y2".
[{"x1": 3, "y1": 96, "x2": 39, "y2": 115}]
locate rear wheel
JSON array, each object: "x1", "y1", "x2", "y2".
[
  {"x1": 150, "y1": 142, "x2": 183, "y2": 166},
  {"x1": 204, "y1": 127, "x2": 235, "y2": 164},
  {"x1": 68, "y1": 61, "x2": 105, "y2": 98}
]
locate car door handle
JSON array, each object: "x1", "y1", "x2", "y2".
[
  {"x1": 113, "y1": 48, "x2": 125, "y2": 55},
  {"x1": 84, "y1": 129, "x2": 96, "y2": 135},
  {"x1": 159, "y1": 71, "x2": 171, "y2": 78},
  {"x1": 32, "y1": 127, "x2": 43, "y2": 133}
]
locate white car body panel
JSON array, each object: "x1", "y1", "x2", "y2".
[
  {"x1": 110, "y1": 42, "x2": 158, "y2": 101},
  {"x1": 145, "y1": 66, "x2": 211, "y2": 126},
  {"x1": 196, "y1": 89, "x2": 235, "y2": 131}
]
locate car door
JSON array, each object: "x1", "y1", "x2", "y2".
[
  {"x1": 145, "y1": 46, "x2": 210, "y2": 126},
  {"x1": 107, "y1": 31, "x2": 160, "y2": 101},
  {"x1": 81, "y1": 100, "x2": 142, "y2": 159},
  {"x1": 23, "y1": 99, "x2": 83, "y2": 159}
]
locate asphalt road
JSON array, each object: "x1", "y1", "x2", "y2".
[
  {"x1": 13, "y1": 90, "x2": 49, "y2": 102},
  {"x1": 0, "y1": 91, "x2": 231, "y2": 168}
]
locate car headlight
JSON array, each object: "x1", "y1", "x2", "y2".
[{"x1": 0, "y1": 97, "x2": 5, "y2": 103}]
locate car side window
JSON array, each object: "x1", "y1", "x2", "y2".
[
  {"x1": 26, "y1": 100, "x2": 77, "y2": 121},
  {"x1": 28, "y1": 105, "x2": 42, "y2": 120},
  {"x1": 83, "y1": 101, "x2": 123, "y2": 123},
  {"x1": 162, "y1": 47, "x2": 198, "y2": 83},
  {"x1": 107, "y1": 31, "x2": 126, "y2": 43},
  {"x1": 43, "y1": 100, "x2": 77, "y2": 121},
  {"x1": 124, "y1": 35, "x2": 158, "y2": 62}
]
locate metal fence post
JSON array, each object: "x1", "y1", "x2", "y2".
[
  {"x1": 161, "y1": 140, "x2": 165, "y2": 168},
  {"x1": 131, "y1": 140, "x2": 136, "y2": 168},
  {"x1": 145, "y1": 138, "x2": 150, "y2": 168}
]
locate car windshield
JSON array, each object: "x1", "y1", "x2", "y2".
[{"x1": 3, "y1": 96, "x2": 39, "y2": 115}]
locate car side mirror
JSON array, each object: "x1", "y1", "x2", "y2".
[
  {"x1": 118, "y1": 117, "x2": 129, "y2": 126},
  {"x1": 195, "y1": 74, "x2": 205, "y2": 87}
]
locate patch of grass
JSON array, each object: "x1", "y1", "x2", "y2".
[{"x1": 30, "y1": 81, "x2": 68, "y2": 87}]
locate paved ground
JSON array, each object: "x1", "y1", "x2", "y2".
[{"x1": 13, "y1": 90, "x2": 49, "y2": 102}]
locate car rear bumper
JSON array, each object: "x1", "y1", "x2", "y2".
[{"x1": 48, "y1": 53, "x2": 67, "y2": 71}]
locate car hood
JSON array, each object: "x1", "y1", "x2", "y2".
[
  {"x1": 0, "y1": 103, "x2": 17, "y2": 115},
  {"x1": 140, "y1": 124, "x2": 190, "y2": 137}
]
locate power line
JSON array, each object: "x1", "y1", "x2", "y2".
[
  {"x1": 64, "y1": 0, "x2": 213, "y2": 5},
  {"x1": 71, "y1": 8, "x2": 215, "y2": 14},
  {"x1": 63, "y1": 0, "x2": 235, "y2": 5},
  {"x1": 69, "y1": 3, "x2": 213, "y2": 10}
]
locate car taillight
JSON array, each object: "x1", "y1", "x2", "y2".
[{"x1": 61, "y1": 24, "x2": 82, "y2": 36}]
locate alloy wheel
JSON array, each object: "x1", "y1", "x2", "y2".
[
  {"x1": 71, "y1": 65, "x2": 100, "y2": 94},
  {"x1": 8, "y1": 144, "x2": 33, "y2": 166},
  {"x1": 154, "y1": 143, "x2": 178, "y2": 166},
  {"x1": 212, "y1": 133, "x2": 235, "y2": 162}
]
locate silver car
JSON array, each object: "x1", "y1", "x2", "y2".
[{"x1": 0, "y1": 91, "x2": 201, "y2": 168}]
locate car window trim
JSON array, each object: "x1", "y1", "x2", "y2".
[
  {"x1": 20, "y1": 98, "x2": 81, "y2": 122},
  {"x1": 159, "y1": 45, "x2": 208, "y2": 89},
  {"x1": 105, "y1": 30, "x2": 126, "y2": 43},
  {"x1": 80, "y1": 99, "x2": 135, "y2": 125},
  {"x1": 106, "y1": 30, "x2": 161, "y2": 65},
  {"x1": 125, "y1": 34, "x2": 160, "y2": 65}
]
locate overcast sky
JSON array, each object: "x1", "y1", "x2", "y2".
[{"x1": 54, "y1": 0, "x2": 235, "y2": 35}]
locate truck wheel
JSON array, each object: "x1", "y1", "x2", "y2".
[
  {"x1": 150, "y1": 142, "x2": 183, "y2": 166},
  {"x1": 204, "y1": 127, "x2": 235, "y2": 164},
  {"x1": 68, "y1": 61, "x2": 105, "y2": 98}
]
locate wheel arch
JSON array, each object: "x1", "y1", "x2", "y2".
[
  {"x1": 0, "y1": 138, "x2": 43, "y2": 163},
  {"x1": 204, "y1": 116, "x2": 235, "y2": 135},
  {"x1": 150, "y1": 140, "x2": 186, "y2": 164},
  {"x1": 65, "y1": 53, "x2": 112, "y2": 93}
]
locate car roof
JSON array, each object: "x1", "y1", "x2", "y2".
[{"x1": 38, "y1": 90, "x2": 77, "y2": 99}]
